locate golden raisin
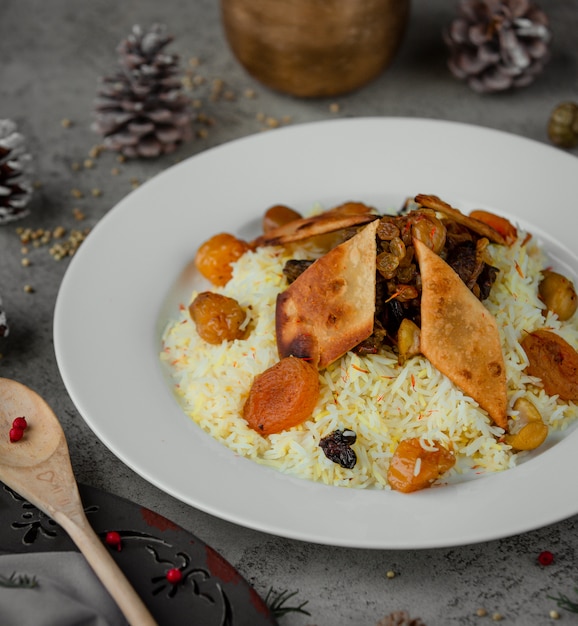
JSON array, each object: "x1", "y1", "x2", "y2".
[
  {"x1": 243, "y1": 356, "x2": 319, "y2": 435},
  {"x1": 505, "y1": 421, "x2": 548, "y2": 451},
  {"x1": 387, "y1": 438, "x2": 455, "y2": 493},
  {"x1": 189, "y1": 292, "x2": 247, "y2": 344},
  {"x1": 538, "y1": 270, "x2": 577, "y2": 321},
  {"x1": 195, "y1": 233, "x2": 250, "y2": 286}
]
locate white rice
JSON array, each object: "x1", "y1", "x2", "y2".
[{"x1": 160, "y1": 224, "x2": 578, "y2": 489}]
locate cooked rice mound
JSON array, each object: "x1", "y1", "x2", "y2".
[{"x1": 160, "y1": 225, "x2": 578, "y2": 489}]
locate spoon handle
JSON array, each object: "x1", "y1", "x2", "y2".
[{"x1": 54, "y1": 509, "x2": 158, "y2": 626}]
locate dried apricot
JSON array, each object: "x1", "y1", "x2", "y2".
[
  {"x1": 243, "y1": 356, "x2": 320, "y2": 435},
  {"x1": 189, "y1": 292, "x2": 247, "y2": 344},
  {"x1": 263, "y1": 205, "x2": 302, "y2": 234},
  {"x1": 521, "y1": 329, "x2": 578, "y2": 401},
  {"x1": 387, "y1": 438, "x2": 455, "y2": 493},
  {"x1": 195, "y1": 233, "x2": 250, "y2": 286}
]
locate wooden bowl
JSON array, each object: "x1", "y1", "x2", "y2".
[{"x1": 221, "y1": 0, "x2": 411, "y2": 98}]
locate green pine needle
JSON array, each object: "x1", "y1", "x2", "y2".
[
  {"x1": 549, "y1": 588, "x2": 578, "y2": 614},
  {"x1": 0, "y1": 572, "x2": 38, "y2": 589},
  {"x1": 265, "y1": 587, "x2": 311, "y2": 617}
]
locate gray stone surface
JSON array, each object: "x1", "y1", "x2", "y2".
[{"x1": 1, "y1": 1, "x2": 577, "y2": 624}]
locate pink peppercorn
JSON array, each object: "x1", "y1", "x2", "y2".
[
  {"x1": 538, "y1": 550, "x2": 554, "y2": 566},
  {"x1": 166, "y1": 568, "x2": 183, "y2": 584},
  {"x1": 9, "y1": 427, "x2": 24, "y2": 443},
  {"x1": 12, "y1": 417, "x2": 27, "y2": 431},
  {"x1": 105, "y1": 531, "x2": 122, "y2": 551}
]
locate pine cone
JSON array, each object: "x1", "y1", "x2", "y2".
[
  {"x1": 0, "y1": 294, "x2": 8, "y2": 338},
  {"x1": 0, "y1": 119, "x2": 33, "y2": 225},
  {"x1": 376, "y1": 610, "x2": 426, "y2": 626},
  {"x1": 548, "y1": 102, "x2": 578, "y2": 149},
  {"x1": 92, "y1": 24, "x2": 193, "y2": 158},
  {"x1": 444, "y1": 0, "x2": 551, "y2": 93}
]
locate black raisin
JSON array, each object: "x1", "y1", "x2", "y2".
[{"x1": 319, "y1": 429, "x2": 357, "y2": 469}]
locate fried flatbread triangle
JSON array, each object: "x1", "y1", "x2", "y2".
[
  {"x1": 276, "y1": 220, "x2": 378, "y2": 369},
  {"x1": 414, "y1": 238, "x2": 508, "y2": 429},
  {"x1": 254, "y1": 202, "x2": 378, "y2": 247}
]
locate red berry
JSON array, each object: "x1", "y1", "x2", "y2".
[
  {"x1": 166, "y1": 568, "x2": 183, "y2": 584},
  {"x1": 105, "y1": 531, "x2": 122, "y2": 551},
  {"x1": 9, "y1": 427, "x2": 24, "y2": 443},
  {"x1": 12, "y1": 417, "x2": 28, "y2": 431},
  {"x1": 538, "y1": 550, "x2": 554, "y2": 566}
]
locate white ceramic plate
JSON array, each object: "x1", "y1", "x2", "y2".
[{"x1": 54, "y1": 118, "x2": 578, "y2": 549}]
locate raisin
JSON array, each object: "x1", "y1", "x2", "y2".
[
  {"x1": 189, "y1": 292, "x2": 247, "y2": 344},
  {"x1": 319, "y1": 429, "x2": 357, "y2": 469},
  {"x1": 282, "y1": 259, "x2": 314, "y2": 284},
  {"x1": 195, "y1": 233, "x2": 250, "y2": 287}
]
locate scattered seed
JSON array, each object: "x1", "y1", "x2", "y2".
[
  {"x1": 386, "y1": 570, "x2": 396, "y2": 579},
  {"x1": 21, "y1": 258, "x2": 30, "y2": 267},
  {"x1": 116, "y1": 154, "x2": 126, "y2": 163},
  {"x1": 73, "y1": 208, "x2": 85, "y2": 221},
  {"x1": 492, "y1": 613, "x2": 503, "y2": 621},
  {"x1": 88, "y1": 145, "x2": 103, "y2": 159},
  {"x1": 549, "y1": 610, "x2": 560, "y2": 619},
  {"x1": 329, "y1": 102, "x2": 340, "y2": 113},
  {"x1": 91, "y1": 187, "x2": 102, "y2": 197},
  {"x1": 61, "y1": 118, "x2": 73, "y2": 128},
  {"x1": 71, "y1": 161, "x2": 82, "y2": 171},
  {"x1": 476, "y1": 608, "x2": 487, "y2": 617},
  {"x1": 84, "y1": 158, "x2": 95, "y2": 169},
  {"x1": 181, "y1": 75, "x2": 194, "y2": 91},
  {"x1": 189, "y1": 56, "x2": 201, "y2": 68},
  {"x1": 111, "y1": 167, "x2": 121, "y2": 176},
  {"x1": 244, "y1": 88, "x2": 257, "y2": 99},
  {"x1": 70, "y1": 188, "x2": 83, "y2": 199},
  {"x1": 23, "y1": 284, "x2": 34, "y2": 293}
]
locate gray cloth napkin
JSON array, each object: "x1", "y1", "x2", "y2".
[{"x1": 0, "y1": 551, "x2": 128, "y2": 626}]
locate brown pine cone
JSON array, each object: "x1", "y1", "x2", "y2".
[
  {"x1": 548, "y1": 102, "x2": 578, "y2": 149},
  {"x1": 0, "y1": 295, "x2": 8, "y2": 338},
  {"x1": 92, "y1": 24, "x2": 193, "y2": 158},
  {"x1": 376, "y1": 610, "x2": 427, "y2": 626},
  {"x1": 444, "y1": 0, "x2": 551, "y2": 93},
  {"x1": 0, "y1": 119, "x2": 34, "y2": 225}
]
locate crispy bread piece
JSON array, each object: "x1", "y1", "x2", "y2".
[
  {"x1": 415, "y1": 194, "x2": 507, "y2": 245},
  {"x1": 414, "y1": 238, "x2": 508, "y2": 429},
  {"x1": 254, "y1": 202, "x2": 378, "y2": 247},
  {"x1": 276, "y1": 220, "x2": 378, "y2": 369}
]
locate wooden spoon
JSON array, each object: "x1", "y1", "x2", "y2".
[{"x1": 0, "y1": 377, "x2": 158, "y2": 626}]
